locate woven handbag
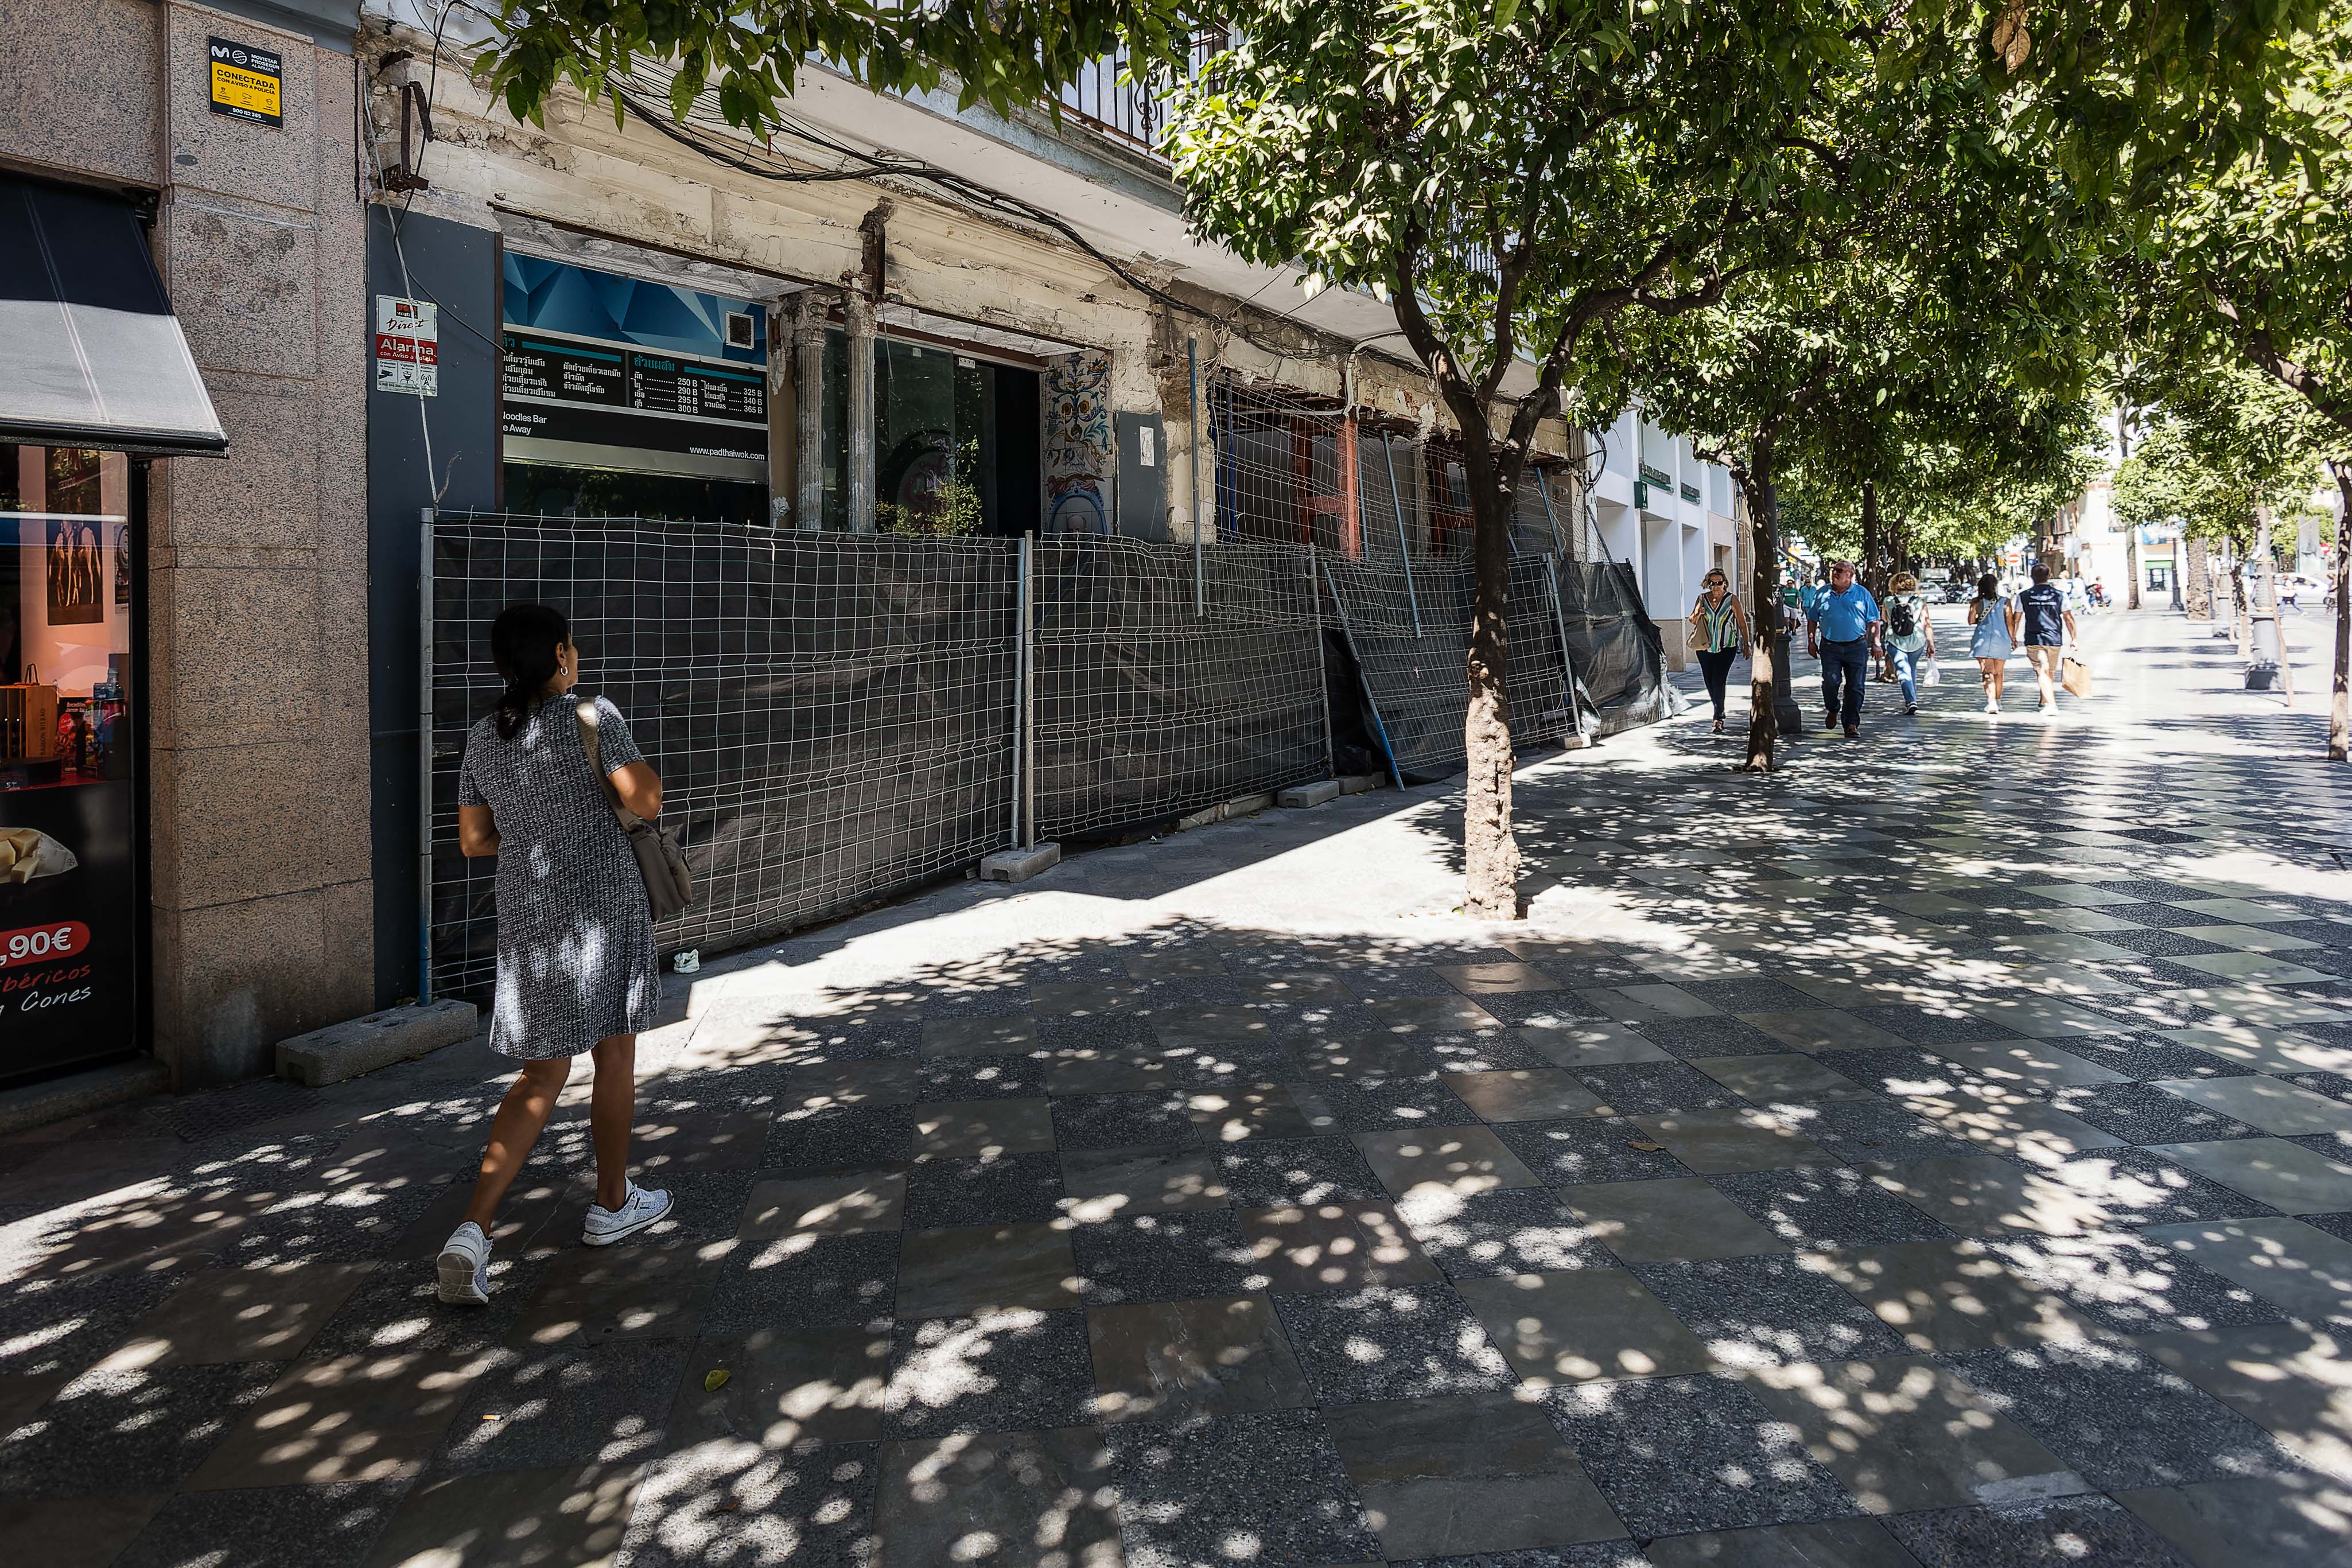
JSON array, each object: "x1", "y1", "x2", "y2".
[{"x1": 576, "y1": 701, "x2": 694, "y2": 920}]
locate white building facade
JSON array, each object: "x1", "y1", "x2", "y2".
[{"x1": 1583, "y1": 406, "x2": 1744, "y2": 667}]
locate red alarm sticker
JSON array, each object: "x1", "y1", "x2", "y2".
[{"x1": 0, "y1": 921, "x2": 91, "y2": 970}]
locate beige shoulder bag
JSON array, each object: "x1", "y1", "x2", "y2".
[{"x1": 576, "y1": 701, "x2": 693, "y2": 920}]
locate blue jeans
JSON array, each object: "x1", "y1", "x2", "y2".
[
  {"x1": 1820, "y1": 638, "x2": 1869, "y2": 729},
  {"x1": 1890, "y1": 646, "x2": 1921, "y2": 705}
]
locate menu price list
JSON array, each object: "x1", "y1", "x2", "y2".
[{"x1": 504, "y1": 333, "x2": 764, "y2": 425}]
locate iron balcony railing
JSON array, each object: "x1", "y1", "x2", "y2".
[{"x1": 1053, "y1": 29, "x2": 1225, "y2": 158}]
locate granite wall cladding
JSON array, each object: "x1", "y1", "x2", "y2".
[{"x1": 11, "y1": 0, "x2": 373, "y2": 1084}]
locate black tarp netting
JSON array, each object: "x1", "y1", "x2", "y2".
[
  {"x1": 1031, "y1": 534, "x2": 1327, "y2": 841},
  {"x1": 1558, "y1": 559, "x2": 1674, "y2": 732},
  {"x1": 425, "y1": 474, "x2": 1669, "y2": 990},
  {"x1": 429, "y1": 519, "x2": 1019, "y2": 1001}
]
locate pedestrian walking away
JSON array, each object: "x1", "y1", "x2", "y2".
[
  {"x1": 1883, "y1": 571, "x2": 1937, "y2": 715},
  {"x1": 2282, "y1": 575, "x2": 2303, "y2": 614},
  {"x1": 2017, "y1": 563, "x2": 2079, "y2": 714},
  {"x1": 1806, "y1": 558, "x2": 1881, "y2": 738},
  {"x1": 1687, "y1": 567, "x2": 1752, "y2": 735},
  {"x1": 1967, "y1": 571, "x2": 2021, "y2": 714},
  {"x1": 436, "y1": 603, "x2": 674, "y2": 1306}
]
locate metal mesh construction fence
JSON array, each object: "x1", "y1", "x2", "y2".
[
  {"x1": 1031, "y1": 534, "x2": 1325, "y2": 841},
  {"x1": 426, "y1": 519, "x2": 1020, "y2": 1002},
  {"x1": 423, "y1": 443, "x2": 1667, "y2": 996},
  {"x1": 1212, "y1": 385, "x2": 1601, "y2": 781}
]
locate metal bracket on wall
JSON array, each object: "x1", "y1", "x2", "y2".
[{"x1": 379, "y1": 81, "x2": 434, "y2": 194}]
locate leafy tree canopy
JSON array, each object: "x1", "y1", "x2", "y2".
[
  {"x1": 2114, "y1": 3, "x2": 2352, "y2": 439},
  {"x1": 473, "y1": 0, "x2": 1186, "y2": 127},
  {"x1": 2112, "y1": 361, "x2": 2335, "y2": 542}
]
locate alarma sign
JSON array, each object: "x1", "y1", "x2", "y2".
[
  {"x1": 375, "y1": 296, "x2": 440, "y2": 396},
  {"x1": 208, "y1": 37, "x2": 283, "y2": 127}
]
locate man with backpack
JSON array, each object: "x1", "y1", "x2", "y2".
[
  {"x1": 1805, "y1": 558, "x2": 1882, "y2": 738},
  {"x1": 2019, "y1": 563, "x2": 2078, "y2": 714}
]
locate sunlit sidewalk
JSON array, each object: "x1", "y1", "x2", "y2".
[{"x1": 6, "y1": 605, "x2": 2352, "y2": 1566}]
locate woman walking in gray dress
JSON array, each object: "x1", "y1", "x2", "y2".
[{"x1": 437, "y1": 604, "x2": 672, "y2": 1304}]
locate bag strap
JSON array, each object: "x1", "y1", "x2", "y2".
[{"x1": 576, "y1": 700, "x2": 643, "y2": 830}]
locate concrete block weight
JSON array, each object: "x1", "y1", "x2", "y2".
[
  {"x1": 277, "y1": 999, "x2": 480, "y2": 1088},
  {"x1": 981, "y1": 843, "x2": 1063, "y2": 883}
]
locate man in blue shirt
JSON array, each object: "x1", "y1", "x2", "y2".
[{"x1": 1805, "y1": 558, "x2": 1882, "y2": 737}]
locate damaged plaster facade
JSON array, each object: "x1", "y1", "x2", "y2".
[{"x1": 357, "y1": 3, "x2": 1578, "y2": 548}]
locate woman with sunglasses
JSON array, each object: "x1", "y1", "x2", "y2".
[{"x1": 1686, "y1": 567, "x2": 1752, "y2": 735}]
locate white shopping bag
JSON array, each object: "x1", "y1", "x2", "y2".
[{"x1": 1921, "y1": 656, "x2": 1942, "y2": 687}]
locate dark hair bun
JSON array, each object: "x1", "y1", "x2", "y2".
[{"x1": 490, "y1": 604, "x2": 572, "y2": 740}]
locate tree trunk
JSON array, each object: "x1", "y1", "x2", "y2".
[
  {"x1": 1460, "y1": 439, "x2": 1520, "y2": 920},
  {"x1": 2331, "y1": 460, "x2": 2351, "y2": 762},
  {"x1": 1737, "y1": 439, "x2": 1785, "y2": 772},
  {"x1": 2185, "y1": 535, "x2": 2213, "y2": 620},
  {"x1": 2232, "y1": 554, "x2": 2250, "y2": 657},
  {"x1": 2126, "y1": 531, "x2": 2141, "y2": 610},
  {"x1": 1859, "y1": 479, "x2": 1881, "y2": 591}
]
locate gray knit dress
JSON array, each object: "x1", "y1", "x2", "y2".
[{"x1": 457, "y1": 692, "x2": 663, "y2": 1059}]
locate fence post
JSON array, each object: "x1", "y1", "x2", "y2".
[
  {"x1": 1309, "y1": 543, "x2": 1334, "y2": 773},
  {"x1": 1015, "y1": 535, "x2": 1033, "y2": 849},
  {"x1": 1379, "y1": 434, "x2": 1422, "y2": 636},
  {"x1": 1536, "y1": 469, "x2": 1568, "y2": 558},
  {"x1": 1545, "y1": 551, "x2": 1593, "y2": 741},
  {"x1": 1321, "y1": 555, "x2": 1406, "y2": 792},
  {"x1": 417, "y1": 506, "x2": 436, "y2": 1006},
  {"x1": 1189, "y1": 337, "x2": 1204, "y2": 617}
]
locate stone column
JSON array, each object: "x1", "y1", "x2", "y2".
[
  {"x1": 143, "y1": 2, "x2": 373, "y2": 1083},
  {"x1": 843, "y1": 289, "x2": 876, "y2": 532},
  {"x1": 764, "y1": 302, "x2": 792, "y2": 527},
  {"x1": 793, "y1": 292, "x2": 827, "y2": 531}
]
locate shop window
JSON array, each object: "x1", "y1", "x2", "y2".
[
  {"x1": 871, "y1": 338, "x2": 1040, "y2": 537},
  {"x1": 2, "y1": 448, "x2": 133, "y2": 784},
  {"x1": 2, "y1": 445, "x2": 141, "y2": 1079}
]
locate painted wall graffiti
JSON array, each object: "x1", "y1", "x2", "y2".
[{"x1": 1044, "y1": 350, "x2": 1113, "y2": 534}]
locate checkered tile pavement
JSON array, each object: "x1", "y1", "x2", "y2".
[{"x1": 7, "y1": 612, "x2": 2352, "y2": 1566}]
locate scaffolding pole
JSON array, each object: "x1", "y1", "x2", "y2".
[
  {"x1": 416, "y1": 507, "x2": 435, "y2": 1005},
  {"x1": 1378, "y1": 433, "x2": 1423, "y2": 637}
]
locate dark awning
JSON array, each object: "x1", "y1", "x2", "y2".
[{"x1": 0, "y1": 177, "x2": 228, "y2": 457}]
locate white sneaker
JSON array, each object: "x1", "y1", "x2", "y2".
[
  {"x1": 583, "y1": 1182, "x2": 672, "y2": 1246},
  {"x1": 437, "y1": 1221, "x2": 491, "y2": 1305}
]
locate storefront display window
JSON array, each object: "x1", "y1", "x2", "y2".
[
  {"x1": 1, "y1": 445, "x2": 141, "y2": 1079},
  {"x1": 869, "y1": 338, "x2": 1039, "y2": 537}
]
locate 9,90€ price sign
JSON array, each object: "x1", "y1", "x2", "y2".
[{"x1": 1, "y1": 922, "x2": 91, "y2": 970}]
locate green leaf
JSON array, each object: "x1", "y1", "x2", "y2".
[{"x1": 704, "y1": 1369, "x2": 732, "y2": 1392}]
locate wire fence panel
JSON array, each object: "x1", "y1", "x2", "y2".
[
  {"x1": 1323, "y1": 551, "x2": 1580, "y2": 781},
  {"x1": 1211, "y1": 382, "x2": 1584, "y2": 781},
  {"x1": 1031, "y1": 534, "x2": 1325, "y2": 840},
  {"x1": 429, "y1": 517, "x2": 1019, "y2": 1001},
  {"x1": 422, "y1": 423, "x2": 1669, "y2": 991}
]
